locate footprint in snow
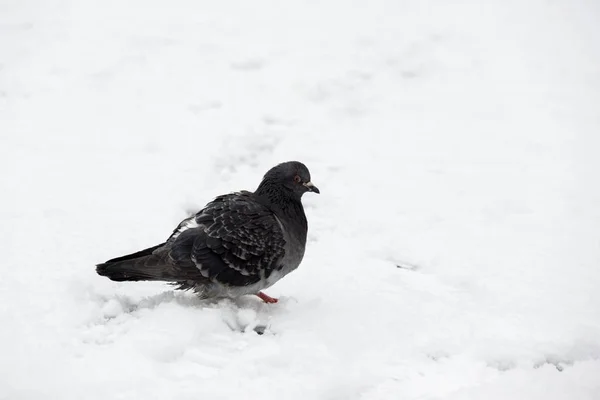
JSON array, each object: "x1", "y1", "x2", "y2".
[{"x1": 92, "y1": 290, "x2": 288, "y2": 335}]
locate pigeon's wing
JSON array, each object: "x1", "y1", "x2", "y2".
[
  {"x1": 166, "y1": 214, "x2": 200, "y2": 245},
  {"x1": 167, "y1": 192, "x2": 286, "y2": 287}
]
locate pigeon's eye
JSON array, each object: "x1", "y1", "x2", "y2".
[{"x1": 294, "y1": 175, "x2": 302, "y2": 183}]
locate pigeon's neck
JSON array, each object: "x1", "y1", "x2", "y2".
[{"x1": 255, "y1": 180, "x2": 307, "y2": 230}]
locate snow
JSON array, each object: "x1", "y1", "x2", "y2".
[{"x1": 1, "y1": 0, "x2": 600, "y2": 398}]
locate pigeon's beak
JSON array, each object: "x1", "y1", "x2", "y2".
[{"x1": 303, "y1": 181, "x2": 320, "y2": 194}]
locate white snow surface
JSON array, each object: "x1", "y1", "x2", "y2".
[{"x1": 1, "y1": 0, "x2": 600, "y2": 398}]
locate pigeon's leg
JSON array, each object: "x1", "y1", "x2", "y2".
[{"x1": 257, "y1": 291, "x2": 278, "y2": 303}]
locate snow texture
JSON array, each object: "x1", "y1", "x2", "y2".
[{"x1": 1, "y1": 0, "x2": 599, "y2": 399}]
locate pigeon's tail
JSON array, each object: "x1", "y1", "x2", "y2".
[
  {"x1": 96, "y1": 244, "x2": 176, "y2": 282},
  {"x1": 96, "y1": 257, "x2": 164, "y2": 282}
]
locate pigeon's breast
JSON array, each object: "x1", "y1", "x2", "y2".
[{"x1": 273, "y1": 214, "x2": 306, "y2": 276}]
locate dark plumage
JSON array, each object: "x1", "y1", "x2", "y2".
[{"x1": 96, "y1": 161, "x2": 319, "y2": 303}]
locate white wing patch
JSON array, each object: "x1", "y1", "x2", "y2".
[{"x1": 167, "y1": 214, "x2": 202, "y2": 243}]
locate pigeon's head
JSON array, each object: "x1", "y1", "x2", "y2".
[{"x1": 260, "y1": 161, "x2": 320, "y2": 198}]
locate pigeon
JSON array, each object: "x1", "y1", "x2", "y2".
[{"x1": 96, "y1": 161, "x2": 319, "y2": 303}]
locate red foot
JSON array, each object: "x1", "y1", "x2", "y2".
[{"x1": 257, "y1": 291, "x2": 278, "y2": 303}]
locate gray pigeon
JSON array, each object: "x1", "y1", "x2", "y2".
[{"x1": 96, "y1": 161, "x2": 319, "y2": 303}]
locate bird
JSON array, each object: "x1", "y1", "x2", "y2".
[{"x1": 96, "y1": 161, "x2": 319, "y2": 303}]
